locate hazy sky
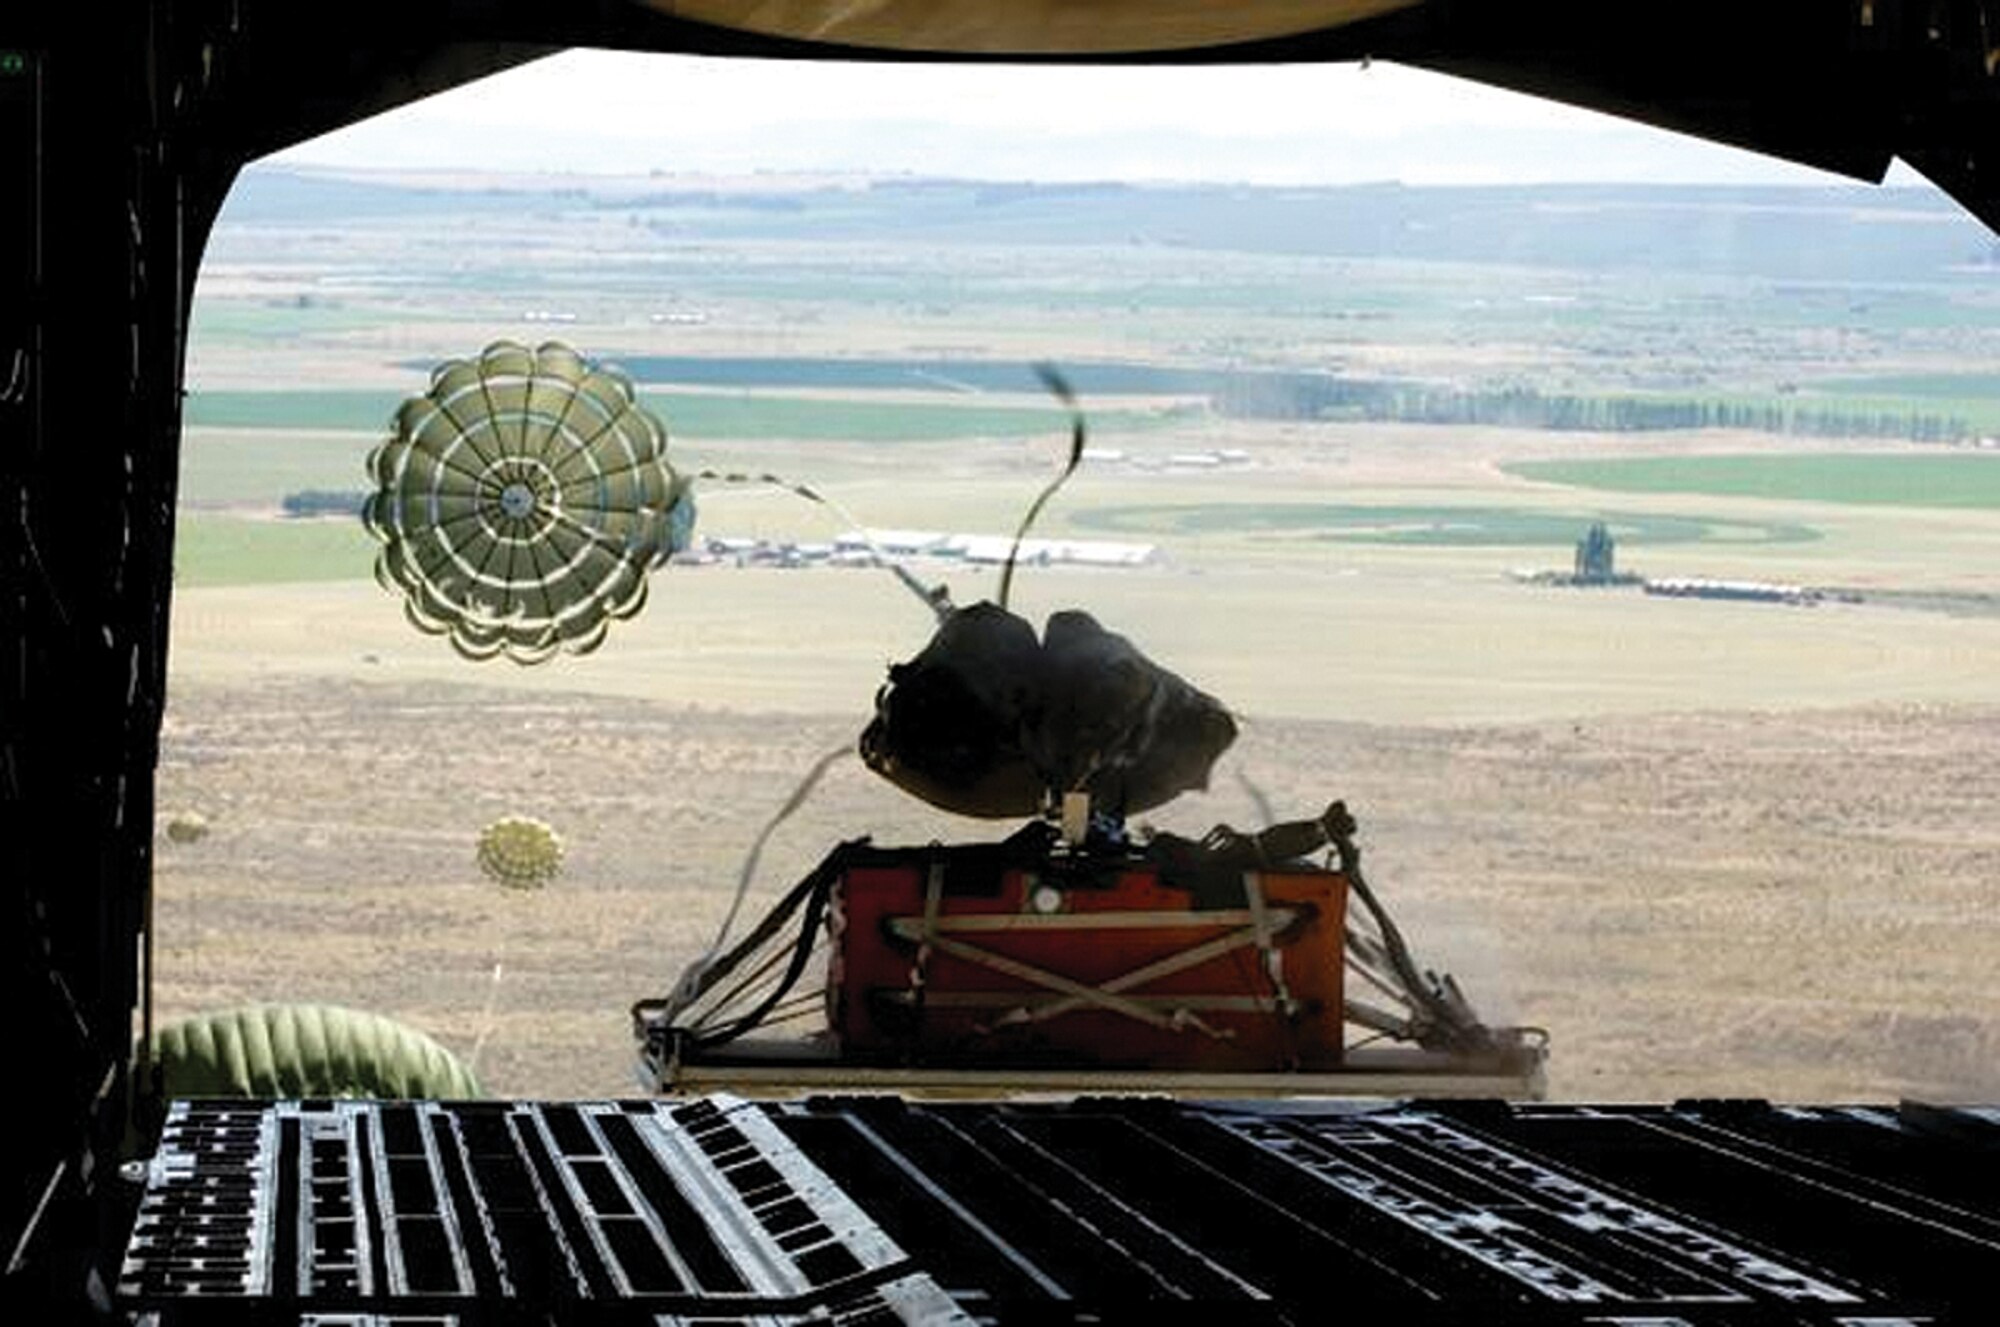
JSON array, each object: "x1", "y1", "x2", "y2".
[{"x1": 272, "y1": 49, "x2": 1910, "y2": 187}]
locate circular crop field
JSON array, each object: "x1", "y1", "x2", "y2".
[{"x1": 1070, "y1": 503, "x2": 1819, "y2": 547}]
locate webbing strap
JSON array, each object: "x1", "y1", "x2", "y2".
[
  {"x1": 911, "y1": 861, "x2": 946, "y2": 996},
  {"x1": 921, "y1": 932, "x2": 1235, "y2": 1040},
  {"x1": 988, "y1": 921, "x2": 1284, "y2": 1030},
  {"x1": 1242, "y1": 871, "x2": 1297, "y2": 1016}
]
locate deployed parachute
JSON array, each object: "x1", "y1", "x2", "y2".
[
  {"x1": 364, "y1": 341, "x2": 693, "y2": 663},
  {"x1": 147, "y1": 1003, "x2": 484, "y2": 1100},
  {"x1": 477, "y1": 814, "x2": 564, "y2": 889}
]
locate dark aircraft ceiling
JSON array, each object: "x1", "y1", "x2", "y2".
[
  {"x1": 644, "y1": 0, "x2": 1425, "y2": 55},
  {"x1": 168, "y1": 0, "x2": 2000, "y2": 233}
]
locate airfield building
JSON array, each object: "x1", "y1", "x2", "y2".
[{"x1": 1644, "y1": 577, "x2": 1821, "y2": 606}]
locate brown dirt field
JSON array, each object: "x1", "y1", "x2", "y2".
[{"x1": 152, "y1": 675, "x2": 2000, "y2": 1105}]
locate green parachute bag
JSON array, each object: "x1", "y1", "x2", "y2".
[{"x1": 147, "y1": 1003, "x2": 484, "y2": 1100}]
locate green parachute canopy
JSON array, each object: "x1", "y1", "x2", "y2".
[
  {"x1": 478, "y1": 814, "x2": 564, "y2": 889},
  {"x1": 148, "y1": 1003, "x2": 484, "y2": 1100},
  {"x1": 364, "y1": 341, "x2": 693, "y2": 664}
]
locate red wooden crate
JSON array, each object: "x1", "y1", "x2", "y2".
[{"x1": 826, "y1": 847, "x2": 1346, "y2": 1071}]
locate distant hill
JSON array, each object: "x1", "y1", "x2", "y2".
[{"x1": 223, "y1": 167, "x2": 1997, "y2": 283}]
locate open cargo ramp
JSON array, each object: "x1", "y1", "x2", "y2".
[{"x1": 119, "y1": 1095, "x2": 2000, "y2": 1323}]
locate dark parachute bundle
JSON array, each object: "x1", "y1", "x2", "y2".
[
  {"x1": 860, "y1": 602, "x2": 1237, "y2": 819},
  {"x1": 858, "y1": 366, "x2": 1235, "y2": 821}
]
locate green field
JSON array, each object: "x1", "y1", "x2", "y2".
[
  {"x1": 1787, "y1": 377, "x2": 2000, "y2": 432},
  {"x1": 180, "y1": 430, "x2": 380, "y2": 506},
  {"x1": 175, "y1": 514, "x2": 375, "y2": 586},
  {"x1": 185, "y1": 389, "x2": 1155, "y2": 442},
  {"x1": 1507, "y1": 452, "x2": 2000, "y2": 508},
  {"x1": 185, "y1": 302, "x2": 417, "y2": 343},
  {"x1": 1815, "y1": 373, "x2": 2000, "y2": 399},
  {"x1": 1071, "y1": 502, "x2": 1819, "y2": 547}
]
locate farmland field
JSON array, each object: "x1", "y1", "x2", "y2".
[
  {"x1": 151, "y1": 166, "x2": 2000, "y2": 1105},
  {"x1": 1509, "y1": 452, "x2": 2000, "y2": 508},
  {"x1": 1072, "y1": 502, "x2": 1821, "y2": 546},
  {"x1": 175, "y1": 514, "x2": 378, "y2": 586},
  {"x1": 180, "y1": 428, "x2": 383, "y2": 506},
  {"x1": 186, "y1": 387, "x2": 1161, "y2": 441},
  {"x1": 1817, "y1": 372, "x2": 2000, "y2": 399}
]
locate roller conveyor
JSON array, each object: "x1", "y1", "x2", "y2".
[{"x1": 120, "y1": 1096, "x2": 2000, "y2": 1323}]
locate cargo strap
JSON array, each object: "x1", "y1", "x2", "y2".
[
  {"x1": 1241, "y1": 871, "x2": 1298, "y2": 1017},
  {"x1": 906, "y1": 862, "x2": 947, "y2": 1012},
  {"x1": 634, "y1": 839, "x2": 861, "y2": 1069},
  {"x1": 885, "y1": 907, "x2": 1303, "y2": 1039},
  {"x1": 1326, "y1": 807, "x2": 1495, "y2": 1055}
]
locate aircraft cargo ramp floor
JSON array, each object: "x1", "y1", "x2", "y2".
[{"x1": 120, "y1": 1095, "x2": 2000, "y2": 1324}]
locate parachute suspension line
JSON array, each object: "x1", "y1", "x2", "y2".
[
  {"x1": 694, "y1": 468, "x2": 950, "y2": 621},
  {"x1": 1325, "y1": 805, "x2": 1492, "y2": 1054},
  {"x1": 645, "y1": 749, "x2": 851, "y2": 1031},
  {"x1": 683, "y1": 935, "x2": 797, "y2": 1031},
  {"x1": 756, "y1": 989, "x2": 830, "y2": 1028},
  {"x1": 458, "y1": 895, "x2": 508, "y2": 1071},
  {"x1": 753, "y1": 1001, "x2": 826, "y2": 1031},
  {"x1": 684, "y1": 932, "x2": 829, "y2": 1036},
  {"x1": 665, "y1": 846, "x2": 852, "y2": 1055},
  {"x1": 467, "y1": 943, "x2": 507, "y2": 1079},
  {"x1": 640, "y1": 867, "x2": 813, "y2": 1033},
  {"x1": 998, "y1": 363, "x2": 1087, "y2": 612},
  {"x1": 717, "y1": 745, "x2": 851, "y2": 954},
  {"x1": 1235, "y1": 767, "x2": 1278, "y2": 830}
]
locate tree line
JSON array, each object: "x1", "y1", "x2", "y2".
[{"x1": 1216, "y1": 376, "x2": 1973, "y2": 442}]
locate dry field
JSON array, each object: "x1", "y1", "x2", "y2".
[{"x1": 154, "y1": 570, "x2": 2000, "y2": 1104}]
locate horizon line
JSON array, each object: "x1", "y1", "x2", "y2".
[{"x1": 250, "y1": 159, "x2": 1938, "y2": 195}]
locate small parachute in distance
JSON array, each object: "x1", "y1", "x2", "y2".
[
  {"x1": 364, "y1": 341, "x2": 693, "y2": 665},
  {"x1": 162, "y1": 809, "x2": 211, "y2": 843},
  {"x1": 478, "y1": 815, "x2": 564, "y2": 889}
]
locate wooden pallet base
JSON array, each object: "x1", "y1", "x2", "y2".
[{"x1": 653, "y1": 1041, "x2": 1547, "y2": 1100}]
